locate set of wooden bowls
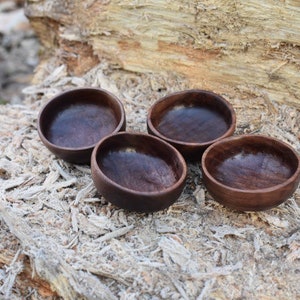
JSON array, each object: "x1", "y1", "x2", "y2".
[{"x1": 38, "y1": 88, "x2": 300, "y2": 212}]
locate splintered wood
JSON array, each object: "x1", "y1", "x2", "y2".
[
  {"x1": 0, "y1": 61, "x2": 300, "y2": 299},
  {"x1": 26, "y1": 0, "x2": 300, "y2": 108}
]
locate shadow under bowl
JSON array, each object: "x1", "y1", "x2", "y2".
[
  {"x1": 147, "y1": 89, "x2": 236, "y2": 160},
  {"x1": 201, "y1": 135, "x2": 300, "y2": 211},
  {"x1": 38, "y1": 88, "x2": 126, "y2": 164},
  {"x1": 91, "y1": 132, "x2": 187, "y2": 212}
]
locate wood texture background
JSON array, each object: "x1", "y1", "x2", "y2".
[
  {"x1": 1, "y1": 2, "x2": 299, "y2": 298},
  {"x1": 25, "y1": 0, "x2": 300, "y2": 107}
]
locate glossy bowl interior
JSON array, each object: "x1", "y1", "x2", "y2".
[
  {"x1": 38, "y1": 88, "x2": 126, "y2": 164},
  {"x1": 202, "y1": 135, "x2": 300, "y2": 211},
  {"x1": 147, "y1": 89, "x2": 236, "y2": 160},
  {"x1": 91, "y1": 132, "x2": 187, "y2": 212}
]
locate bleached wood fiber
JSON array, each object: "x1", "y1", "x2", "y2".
[{"x1": 0, "y1": 60, "x2": 299, "y2": 299}]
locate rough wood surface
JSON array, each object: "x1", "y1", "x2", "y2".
[
  {"x1": 0, "y1": 60, "x2": 299, "y2": 299},
  {"x1": 0, "y1": 248, "x2": 58, "y2": 298},
  {"x1": 0, "y1": 201, "x2": 117, "y2": 300},
  {"x1": 25, "y1": 0, "x2": 300, "y2": 107}
]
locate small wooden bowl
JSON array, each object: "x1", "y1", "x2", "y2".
[
  {"x1": 38, "y1": 88, "x2": 126, "y2": 164},
  {"x1": 147, "y1": 89, "x2": 236, "y2": 160},
  {"x1": 91, "y1": 132, "x2": 187, "y2": 212},
  {"x1": 201, "y1": 135, "x2": 300, "y2": 211}
]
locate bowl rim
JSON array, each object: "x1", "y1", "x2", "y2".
[
  {"x1": 147, "y1": 89, "x2": 236, "y2": 147},
  {"x1": 37, "y1": 87, "x2": 126, "y2": 152},
  {"x1": 201, "y1": 134, "x2": 300, "y2": 193},
  {"x1": 91, "y1": 131, "x2": 188, "y2": 196}
]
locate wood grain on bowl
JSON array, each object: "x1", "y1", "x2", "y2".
[
  {"x1": 38, "y1": 88, "x2": 126, "y2": 164},
  {"x1": 201, "y1": 135, "x2": 300, "y2": 211},
  {"x1": 91, "y1": 132, "x2": 187, "y2": 212},
  {"x1": 147, "y1": 89, "x2": 236, "y2": 160},
  {"x1": 47, "y1": 103, "x2": 118, "y2": 148},
  {"x1": 99, "y1": 150, "x2": 178, "y2": 192}
]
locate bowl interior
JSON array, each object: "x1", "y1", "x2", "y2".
[
  {"x1": 204, "y1": 136, "x2": 299, "y2": 190},
  {"x1": 95, "y1": 134, "x2": 185, "y2": 193},
  {"x1": 39, "y1": 89, "x2": 124, "y2": 149},
  {"x1": 149, "y1": 90, "x2": 234, "y2": 144}
]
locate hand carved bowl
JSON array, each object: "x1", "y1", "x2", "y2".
[
  {"x1": 91, "y1": 132, "x2": 187, "y2": 212},
  {"x1": 147, "y1": 89, "x2": 236, "y2": 160},
  {"x1": 38, "y1": 88, "x2": 126, "y2": 164},
  {"x1": 201, "y1": 135, "x2": 300, "y2": 211}
]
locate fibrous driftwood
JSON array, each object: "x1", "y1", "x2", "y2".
[
  {"x1": 25, "y1": 0, "x2": 300, "y2": 107},
  {"x1": 0, "y1": 248, "x2": 58, "y2": 298},
  {"x1": 1, "y1": 1, "x2": 300, "y2": 298},
  {"x1": 0, "y1": 200, "x2": 118, "y2": 300},
  {"x1": 0, "y1": 61, "x2": 299, "y2": 299}
]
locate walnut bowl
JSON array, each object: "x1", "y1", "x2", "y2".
[
  {"x1": 201, "y1": 135, "x2": 300, "y2": 211},
  {"x1": 91, "y1": 132, "x2": 187, "y2": 212},
  {"x1": 38, "y1": 88, "x2": 126, "y2": 164},
  {"x1": 147, "y1": 89, "x2": 236, "y2": 160}
]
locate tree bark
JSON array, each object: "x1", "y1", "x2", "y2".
[{"x1": 25, "y1": 0, "x2": 300, "y2": 107}]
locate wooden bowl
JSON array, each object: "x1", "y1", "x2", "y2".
[
  {"x1": 201, "y1": 135, "x2": 300, "y2": 211},
  {"x1": 91, "y1": 132, "x2": 187, "y2": 212},
  {"x1": 147, "y1": 89, "x2": 236, "y2": 160},
  {"x1": 38, "y1": 88, "x2": 126, "y2": 164}
]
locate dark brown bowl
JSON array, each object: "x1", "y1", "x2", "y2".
[
  {"x1": 147, "y1": 89, "x2": 236, "y2": 160},
  {"x1": 201, "y1": 135, "x2": 300, "y2": 211},
  {"x1": 38, "y1": 88, "x2": 126, "y2": 164},
  {"x1": 91, "y1": 132, "x2": 187, "y2": 212}
]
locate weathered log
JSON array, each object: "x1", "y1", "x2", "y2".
[
  {"x1": 0, "y1": 62, "x2": 299, "y2": 300},
  {"x1": 25, "y1": 0, "x2": 300, "y2": 107},
  {"x1": 0, "y1": 201, "x2": 117, "y2": 300},
  {"x1": 0, "y1": 250, "x2": 58, "y2": 298}
]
